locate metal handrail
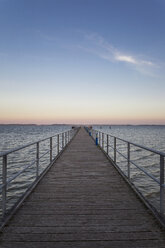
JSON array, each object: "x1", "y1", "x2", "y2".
[
  {"x1": 116, "y1": 149, "x2": 128, "y2": 160},
  {"x1": 0, "y1": 159, "x2": 37, "y2": 191},
  {"x1": 101, "y1": 131, "x2": 165, "y2": 157},
  {"x1": 129, "y1": 159, "x2": 160, "y2": 185},
  {"x1": 0, "y1": 127, "x2": 79, "y2": 222},
  {"x1": 89, "y1": 128, "x2": 165, "y2": 217},
  {"x1": 0, "y1": 130, "x2": 71, "y2": 157},
  {"x1": 114, "y1": 146, "x2": 163, "y2": 186}
]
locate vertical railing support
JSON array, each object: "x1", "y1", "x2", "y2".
[
  {"x1": 114, "y1": 137, "x2": 116, "y2": 163},
  {"x1": 63, "y1": 132, "x2": 65, "y2": 147},
  {"x1": 65, "y1": 132, "x2": 67, "y2": 146},
  {"x1": 67, "y1": 131, "x2": 69, "y2": 143},
  {"x1": 99, "y1": 132, "x2": 101, "y2": 145},
  {"x1": 102, "y1": 133, "x2": 104, "y2": 149},
  {"x1": 50, "y1": 137, "x2": 52, "y2": 162},
  {"x1": 127, "y1": 142, "x2": 130, "y2": 180},
  {"x1": 107, "y1": 134, "x2": 109, "y2": 154},
  {"x1": 2, "y1": 155, "x2": 7, "y2": 218},
  {"x1": 68, "y1": 131, "x2": 70, "y2": 142},
  {"x1": 160, "y1": 155, "x2": 164, "y2": 214},
  {"x1": 36, "y1": 142, "x2": 39, "y2": 178},
  {"x1": 57, "y1": 134, "x2": 59, "y2": 154},
  {"x1": 64, "y1": 132, "x2": 65, "y2": 147},
  {"x1": 62, "y1": 133, "x2": 64, "y2": 149}
]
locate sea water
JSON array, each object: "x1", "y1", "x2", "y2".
[
  {"x1": 0, "y1": 124, "x2": 165, "y2": 216},
  {"x1": 93, "y1": 125, "x2": 165, "y2": 211},
  {"x1": 0, "y1": 124, "x2": 71, "y2": 217}
]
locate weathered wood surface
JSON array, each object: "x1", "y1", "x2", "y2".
[{"x1": 0, "y1": 127, "x2": 165, "y2": 248}]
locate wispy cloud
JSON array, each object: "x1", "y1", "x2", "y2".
[{"x1": 80, "y1": 32, "x2": 157, "y2": 76}]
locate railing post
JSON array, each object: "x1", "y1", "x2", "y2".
[
  {"x1": 57, "y1": 134, "x2": 60, "y2": 155},
  {"x1": 102, "y1": 133, "x2": 104, "y2": 149},
  {"x1": 68, "y1": 131, "x2": 69, "y2": 143},
  {"x1": 62, "y1": 133, "x2": 64, "y2": 149},
  {"x1": 65, "y1": 132, "x2": 67, "y2": 146},
  {"x1": 160, "y1": 155, "x2": 164, "y2": 214},
  {"x1": 50, "y1": 137, "x2": 52, "y2": 162},
  {"x1": 99, "y1": 132, "x2": 101, "y2": 145},
  {"x1": 64, "y1": 132, "x2": 65, "y2": 147},
  {"x1": 63, "y1": 132, "x2": 65, "y2": 147},
  {"x1": 107, "y1": 134, "x2": 109, "y2": 154},
  {"x1": 36, "y1": 142, "x2": 39, "y2": 178},
  {"x1": 2, "y1": 155, "x2": 7, "y2": 218},
  {"x1": 127, "y1": 142, "x2": 130, "y2": 180},
  {"x1": 114, "y1": 137, "x2": 116, "y2": 163}
]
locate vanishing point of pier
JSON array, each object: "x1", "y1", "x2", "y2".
[{"x1": 0, "y1": 127, "x2": 165, "y2": 247}]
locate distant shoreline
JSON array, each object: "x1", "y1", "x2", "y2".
[
  {"x1": 0, "y1": 124, "x2": 68, "y2": 126},
  {"x1": 0, "y1": 124, "x2": 165, "y2": 126}
]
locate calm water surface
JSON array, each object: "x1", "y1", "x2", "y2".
[
  {"x1": 94, "y1": 125, "x2": 165, "y2": 153},
  {"x1": 0, "y1": 124, "x2": 71, "y2": 217},
  {"x1": 93, "y1": 125, "x2": 165, "y2": 212},
  {"x1": 0, "y1": 124, "x2": 71, "y2": 153},
  {"x1": 0, "y1": 124, "x2": 165, "y2": 217}
]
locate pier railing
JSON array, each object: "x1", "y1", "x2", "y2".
[
  {"x1": 0, "y1": 127, "x2": 79, "y2": 225},
  {"x1": 88, "y1": 128, "x2": 165, "y2": 220}
]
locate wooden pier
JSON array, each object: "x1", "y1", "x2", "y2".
[{"x1": 0, "y1": 127, "x2": 165, "y2": 247}]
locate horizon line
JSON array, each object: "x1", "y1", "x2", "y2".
[{"x1": 0, "y1": 123, "x2": 165, "y2": 126}]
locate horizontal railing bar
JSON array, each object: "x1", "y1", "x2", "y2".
[
  {"x1": 94, "y1": 129, "x2": 165, "y2": 157},
  {"x1": 0, "y1": 159, "x2": 37, "y2": 192},
  {"x1": 107, "y1": 144, "x2": 114, "y2": 150},
  {"x1": 0, "y1": 129, "x2": 72, "y2": 157},
  {"x1": 116, "y1": 149, "x2": 127, "y2": 160},
  {"x1": 0, "y1": 127, "x2": 79, "y2": 226},
  {"x1": 39, "y1": 149, "x2": 50, "y2": 160},
  {"x1": 0, "y1": 129, "x2": 76, "y2": 190},
  {"x1": 130, "y1": 159, "x2": 160, "y2": 185},
  {"x1": 95, "y1": 128, "x2": 161, "y2": 184},
  {"x1": 89, "y1": 127, "x2": 165, "y2": 221},
  {"x1": 38, "y1": 158, "x2": 49, "y2": 164}
]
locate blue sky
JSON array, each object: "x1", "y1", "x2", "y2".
[{"x1": 0, "y1": 0, "x2": 165, "y2": 124}]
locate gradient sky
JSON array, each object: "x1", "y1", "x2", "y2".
[{"x1": 0, "y1": 0, "x2": 165, "y2": 124}]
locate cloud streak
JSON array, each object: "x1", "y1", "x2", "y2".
[{"x1": 80, "y1": 32, "x2": 156, "y2": 76}]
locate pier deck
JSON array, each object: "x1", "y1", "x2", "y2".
[{"x1": 0, "y1": 127, "x2": 165, "y2": 247}]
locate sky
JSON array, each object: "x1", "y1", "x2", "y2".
[{"x1": 0, "y1": 0, "x2": 165, "y2": 125}]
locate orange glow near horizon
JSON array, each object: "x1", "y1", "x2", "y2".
[
  {"x1": 0, "y1": 95, "x2": 165, "y2": 125},
  {"x1": 0, "y1": 115, "x2": 165, "y2": 125}
]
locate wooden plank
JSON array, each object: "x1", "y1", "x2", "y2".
[
  {"x1": 1, "y1": 231, "x2": 162, "y2": 241},
  {"x1": 1, "y1": 240, "x2": 165, "y2": 248},
  {"x1": 0, "y1": 127, "x2": 165, "y2": 248},
  {"x1": 3, "y1": 225, "x2": 157, "y2": 234}
]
